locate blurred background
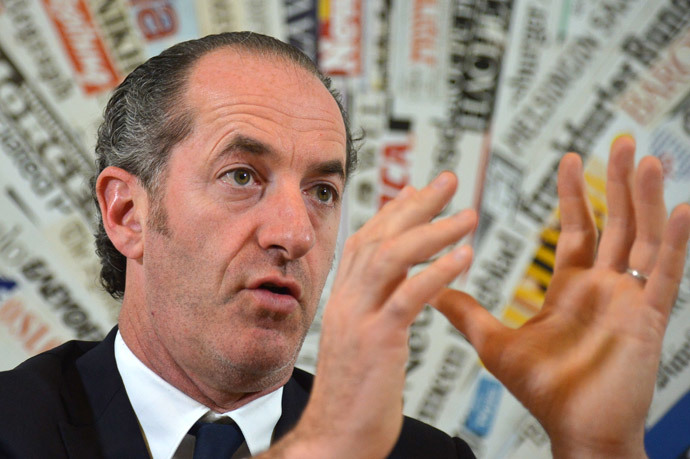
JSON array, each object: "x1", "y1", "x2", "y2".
[{"x1": 0, "y1": 0, "x2": 688, "y2": 457}]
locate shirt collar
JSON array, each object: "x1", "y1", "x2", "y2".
[{"x1": 114, "y1": 331, "x2": 283, "y2": 458}]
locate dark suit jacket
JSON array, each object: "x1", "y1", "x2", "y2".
[{"x1": 0, "y1": 328, "x2": 475, "y2": 458}]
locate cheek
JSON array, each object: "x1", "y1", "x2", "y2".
[
  {"x1": 308, "y1": 220, "x2": 339, "y2": 283},
  {"x1": 169, "y1": 201, "x2": 254, "y2": 255},
  {"x1": 315, "y1": 217, "x2": 339, "y2": 254}
]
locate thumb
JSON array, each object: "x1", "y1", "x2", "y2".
[{"x1": 430, "y1": 288, "x2": 506, "y2": 363}]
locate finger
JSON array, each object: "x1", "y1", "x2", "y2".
[
  {"x1": 644, "y1": 204, "x2": 690, "y2": 316},
  {"x1": 340, "y1": 209, "x2": 477, "y2": 310},
  {"x1": 382, "y1": 245, "x2": 474, "y2": 326},
  {"x1": 628, "y1": 156, "x2": 666, "y2": 274},
  {"x1": 361, "y1": 171, "x2": 458, "y2": 238},
  {"x1": 382, "y1": 184, "x2": 416, "y2": 206},
  {"x1": 554, "y1": 153, "x2": 597, "y2": 270},
  {"x1": 387, "y1": 208, "x2": 477, "y2": 266},
  {"x1": 596, "y1": 136, "x2": 636, "y2": 270},
  {"x1": 430, "y1": 288, "x2": 507, "y2": 365}
]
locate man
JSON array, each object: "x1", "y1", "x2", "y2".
[{"x1": 0, "y1": 32, "x2": 688, "y2": 458}]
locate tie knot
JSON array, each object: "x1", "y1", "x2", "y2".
[{"x1": 190, "y1": 420, "x2": 244, "y2": 459}]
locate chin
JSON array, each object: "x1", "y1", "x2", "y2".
[
  {"x1": 216, "y1": 338, "x2": 300, "y2": 379},
  {"x1": 216, "y1": 354, "x2": 296, "y2": 393}
]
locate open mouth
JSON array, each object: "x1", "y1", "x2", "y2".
[{"x1": 260, "y1": 283, "x2": 292, "y2": 296}]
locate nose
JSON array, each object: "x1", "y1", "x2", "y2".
[{"x1": 257, "y1": 186, "x2": 316, "y2": 260}]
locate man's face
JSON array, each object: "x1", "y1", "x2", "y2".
[{"x1": 139, "y1": 49, "x2": 346, "y2": 393}]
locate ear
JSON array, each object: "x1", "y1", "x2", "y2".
[{"x1": 96, "y1": 166, "x2": 147, "y2": 260}]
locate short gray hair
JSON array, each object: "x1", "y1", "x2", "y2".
[{"x1": 92, "y1": 31, "x2": 357, "y2": 299}]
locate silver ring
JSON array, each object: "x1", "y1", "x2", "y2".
[{"x1": 626, "y1": 268, "x2": 649, "y2": 283}]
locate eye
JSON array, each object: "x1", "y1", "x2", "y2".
[
  {"x1": 312, "y1": 184, "x2": 338, "y2": 204},
  {"x1": 225, "y1": 168, "x2": 254, "y2": 186}
]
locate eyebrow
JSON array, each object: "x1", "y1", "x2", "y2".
[
  {"x1": 312, "y1": 159, "x2": 346, "y2": 182},
  {"x1": 216, "y1": 135, "x2": 346, "y2": 181},
  {"x1": 220, "y1": 135, "x2": 273, "y2": 157}
]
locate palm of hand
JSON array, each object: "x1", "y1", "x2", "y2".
[
  {"x1": 435, "y1": 137, "x2": 690, "y2": 457},
  {"x1": 490, "y1": 267, "x2": 664, "y2": 447}
]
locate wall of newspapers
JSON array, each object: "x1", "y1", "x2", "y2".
[{"x1": 0, "y1": 0, "x2": 688, "y2": 456}]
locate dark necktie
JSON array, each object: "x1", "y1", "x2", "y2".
[{"x1": 190, "y1": 420, "x2": 245, "y2": 459}]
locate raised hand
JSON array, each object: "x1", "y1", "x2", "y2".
[
  {"x1": 266, "y1": 172, "x2": 478, "y2": 458},
  {"x1": 434, "y1": 136, "x2": 690, "y2": 458}
]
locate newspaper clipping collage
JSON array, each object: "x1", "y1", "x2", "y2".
[{"x1": 0, "y1": 0, "x2": 688, "y2": 457}]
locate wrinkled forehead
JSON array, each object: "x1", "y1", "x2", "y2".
[{"x1": 183, "y1": 48, "x2": 346, "y2": 141}]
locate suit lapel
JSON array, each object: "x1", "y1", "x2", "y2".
[
  {"x1": 56, "y1": 334, "x2": 317, "y2": 456},
  {"x1": 59, "y1": 327, "x2": 150, "y2": 459},
  {"x1": 273, "y1": 367, "x2": 313, "y2": 441}
]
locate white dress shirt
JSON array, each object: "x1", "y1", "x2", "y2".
[{"x1": 114, "y1": 331, "x2": 283, "y2": 459}]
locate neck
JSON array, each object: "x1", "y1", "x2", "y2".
[{"x1": 118, "y1": 299, "x2": 291, "y2": 412}]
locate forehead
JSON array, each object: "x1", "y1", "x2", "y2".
[
  {"x1": 181, "y1": 48, "x2": 347, "y2": 158},
  {"x1": 188, "y1": 48, "x2": 326, "y2": 99}
]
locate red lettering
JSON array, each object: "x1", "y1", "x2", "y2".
[
  {"x1": 137, "y1": 5, "x2": 177, "y2": 40},
  {"x1": 618, "y1": 91, "x2": 655, "y2": 125},
  {"x1": 378, "y1": 143, "x2": 411, "y2": 208},
  {"x1": 41, "y1": 0, "x2": 120, "y2": 94},
  {"x1": 379, "y1": 195, "x2": 394, "y2": 208},
  {"x1": 650, "y1": 63, "x2": 678, "y2": 93},
  {"x1": 384, "y1": 144, "x2": 409, "y2": 164},
  {"x1": 411, "y1": 0, "x2": 438, "y2": 66},
  {"x1": 0, "y1": 299, "x2": 23, "y2": 323},
  {"x1": 669, "y1": 32, "x2": 690, "y2": 74},
  {"x1": 0, "y1": 299, "x2": 63, "y2": 355},
  {"x1": 381, "y1": 167, "x2": 409, "y2": 190},
  {"x1": 319, "y1": 0, "x2": 362, "y2": 76},
  {"x1": 25, "y1": 324, "x2": 49, "y2": 352},
  {"x1": 618, "y1": 28, "x2": 690, "y2": 125}
]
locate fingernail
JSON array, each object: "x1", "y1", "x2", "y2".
[
  {"x1": 432, "y1": 172, "x2": 451, "y2": 189},
  {"x1": 455, "y1": 209, "x2": 473, "y2": 221},
  {"x1": 453, "y1": 245, "x2": 472, "y2": 263}
]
